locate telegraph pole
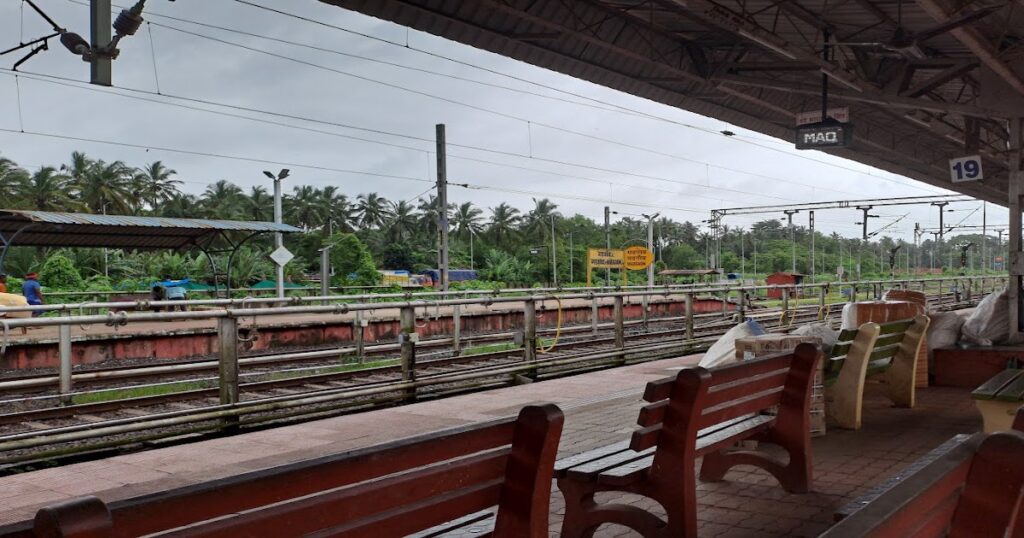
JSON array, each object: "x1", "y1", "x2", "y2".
[
  {"x1": 604, "y1": 206, "x2": 611, "y2": 286},
  {"x1": 436, "y1": 124, "x2": 449, "y2": 292},
  {"x1": 550, "y1": 214, "x2": 557, "y2": 286},
  {"x1": 784, "y1": 210, "x2": 798, "y2": 273},
  {"x1": 932, "y1": 201, "x2": 949, "y2": 271}
]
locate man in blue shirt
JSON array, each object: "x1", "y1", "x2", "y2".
[{"x1": 22, "y1": 272, "x2": 43, "y2": 317}]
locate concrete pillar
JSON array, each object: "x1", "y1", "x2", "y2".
[
  {"x1": 59, "y1": 323, "x2": 72, "y2": 405},
  {"x1": 818, "y1": 286, "x2": 827, "y2": 321},
  {"x1": 614, "y1": 296, "x2": 625, "y2": 349},
  {"x1": 591, "y1": 298, "x2": 599, "y2": 336},
  {"x1": 353, "y1": 311, "x2": 365, "y2": 363},
  {"x1": 523, "y1": 299, "x2": 537, "y2": 363},
  {"x1": 1009, "y1": 117, "x2": 1024, "y2": 341},
  {"x1": 684, "y1": 293, "x2": 694, "y2": 340},
  {"x1": 849, "y1": 285, "x2": 857, "y2": 303},
  {"x1": 400, "y1": 306, "x2": 417, "y2": 401},
  {"x1": 217, "y1": 316, "x2": 239, "y2": 406},
  {"x1": 452, "y1": 305, "x2": 461, "y2": 355},
  {"x1": 737, "y1": 288, "x2": 746, "y2": 321}
]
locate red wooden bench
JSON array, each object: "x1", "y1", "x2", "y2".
[
  {"x1": 821, "y1": 429, "x2": 1024, "y2": 537},
  {"x1": 2, "y1": 404, "x2": 563, "y2": 538},
  {"x1": 555, "y1": 343, "x2": 821, "y2": 537}
]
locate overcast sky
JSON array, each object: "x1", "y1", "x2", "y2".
[{"x1": 0, "y1": 0, "x2": 1007, "y2": 241}]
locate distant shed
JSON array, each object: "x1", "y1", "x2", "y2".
[{"x1": 765, "y1": 272, "x2": 806, "y2": 299}]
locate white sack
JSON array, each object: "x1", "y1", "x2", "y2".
[
  {"x1": 791, "y1": 322, "x2": 838, "y2": 355},
  {"x1": 699, "y1": 319, "x2": 765, "y2": 369},
  {"x1": 925, "y1": 311, "x2": 964, "y2": 361},
  {"x1": 961, "y1": 288, "x2": 1009, "y2": 346}
]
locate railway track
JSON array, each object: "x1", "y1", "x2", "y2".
[{"x1": 0, "y1": 290, "x2": 981, "y2": 468}]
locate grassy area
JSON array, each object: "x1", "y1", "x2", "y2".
[
  {"x1": 460, "y1": 337, "x2": 555, "y2": 356},
  {"x1": 262, "y1": 360, "x2": 397, "y2": 381},
  {"x1": 71, "y1": 379, "x2": 213, "y2": 405}
]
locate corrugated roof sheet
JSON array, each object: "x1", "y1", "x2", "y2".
[{"x1": 0, "y1": 210, "x2": 301, "y2": 250}]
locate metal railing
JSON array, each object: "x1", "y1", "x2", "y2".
[{"x1": 0, "y1": 275, "x2": 1002, "y2": 406}]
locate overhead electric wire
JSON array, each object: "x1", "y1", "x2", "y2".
[
  {"x1": 226, "y1": 0, "x2": 946, "y2": 195},
  {"x1": 143, "y1": 19, "x2": 874, "y2": 198},
  {"x1": 0, "y1": 69, "x2": 803, "y2": 205}
]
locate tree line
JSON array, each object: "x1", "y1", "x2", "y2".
[{"x1": 0, "y1": 152, "x2": 998, "y2": 291}]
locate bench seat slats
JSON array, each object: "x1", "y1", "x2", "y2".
[
  {"x1": 868, "y1": 343, "x2": 901, "y2": 362},
  {"x1": 406, "y1": 509, "x2": 495, "y2": 538},
  {"x1": 704, "y1": 369, "x2": 789, "y2": 408},
  {"x1": 565, "y1": 447, "x2": 655, "y2": 481},
  {"x1": 878, "y1": 320, "x2": 914, "y2": 335},
  {"x1": 631, "y1": 413, "x2": 762, "y2": 453},
  {"x1": 159, "y1": 450, "x2": 510, "y2": 538},
  {"x1": 994, "y1": 373, "x2": 1024, "y2": 402},
  {"x1": 597, "y1": 455, "x2": 654, "y2": 485},
  {"x1": 554, "y1": 441, "x2": 631, "y2": 476},
  {"x1": 972, "y1": 369, "x2": 1024, "y2": 400},
  {"x1": 698, "y1": 388, "x2": 783, "y2": 429},
  {"x1": 695, "y1": 415, "x2": 775, "y2": 457}
]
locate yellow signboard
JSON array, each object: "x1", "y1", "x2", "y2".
[
  {"x1": 623, "y1": 246, "x2": 654, "y2": 270},
  {"x1": 587, "y1": 248, "x2": 624, "y2": 269},
  {"x1": 586, "y1": 248, "x2": 626, "y2": 286}
]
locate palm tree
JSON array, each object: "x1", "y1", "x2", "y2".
[
  {"x1": 452, "y1": 202, "x2": 483, "y2": 240},
  {"x1": 244, "y1": 186, "x2": 273, "y2": 221},
  {"x1": 523, "y1": 198, "x2": 559, "y2": 241},
  {"x1": 22, "y1": 167, "x2": 78, "y2": 212},
  {"x1": 356, "y1": 192, "x2": 392, "y2": 230},
  {"x1": 318, "y1": 186, "x2": 352, "y2": 234},
  {"x1": 160, "y1": 193, "x2": 199, "y2": 218},
  {"x1": 136, "y1": 161, "x2": 181, "y2": 211},
  {"x1": 488, "y1": 203, "x2": 520, "y2": 247},
  {"x1": 286, "y1": 185, "x2": 323, "y2": 230},
  {"x1": 200, "y1": 180, "x2": 245, "y2": 219},
  {"x1": 388, "y1": 200, "x2": 419, "y2": 241},
  {"x1": 0, "y1": 157, "x2": 28, "y2": 208},
  {"x1": 69, "y1": 158, "x2": 134, "y2": 214}
]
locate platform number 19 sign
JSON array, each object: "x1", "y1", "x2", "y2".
[{"x1": 949, "y1": 155, "x2": 983, "y2": 183}]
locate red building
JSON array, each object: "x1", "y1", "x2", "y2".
[{"x1": 765, "y1": 272, "x2": 806, "y2": 299}]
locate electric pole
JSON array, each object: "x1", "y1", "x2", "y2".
[
  {"x1": 550, "y1": 214, "x2": 557, "y2": 286},
  {"x1": 784, "y1": 210, "x2": 798, "y2": 273},
  {"x1": 436, "y1": 124, "x2": 449, "y2": 292},
  {"x1": 604, "y1": 206, "x2": 611, "y2": 286},
  {"x1": 932, "y1": 201, "x2": 949, "y2": 271}
]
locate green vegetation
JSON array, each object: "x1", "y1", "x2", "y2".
[
  {"x1": 70, "y1": 380, "x2": 212, "y2": 405},
  {"x1": 0, "y1": 152, "x2": 999, "y2": 296}
]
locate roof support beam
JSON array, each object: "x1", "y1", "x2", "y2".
[
  {"x1": 914, "y1": 0, "x2": 1024, "y2": 97},
  {"x1": 661, "y1": 0, "x2": 870, "y2": 92},
  {"x1": 900, "y1": 61, "x2": 978, "y2": 97},
  {"x1": 717, "y1": 74, "x2": 1004, "y2": 117}
]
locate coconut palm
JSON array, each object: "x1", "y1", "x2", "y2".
[
  {"x1": 523, "y1": 198, "x2": 559, "y2": 241},
  {"x1": 70, "y1": 158, "x2": 135, "y2": 214},
  {"x1": 200, "y1": 180, "x2": 246, "y2": 220},
  {"x1": 388, "y1": 200, "x2": 419, "y2": 241},
  {"x1": 286, "y1": 185, "x2": 323, "y2": 230},
  {"x1": 160, "y1": 193, "x2": 199, "y2": 218},
  {"x1": 452, "y1": 202, "x2": 483, "y2": 240},
  {"x1": 488, "y1": 203, "x2": 520, "y2": 247},
  {"x1": 22, "y1": 167, "x2": 78, "y2": 212},
  {"x1": 0, "y1": 157, "x2": 28, "y2": 207},
  {"x1": 244, "y1": 186, "x2": 274, "y2": 221},
  {"x1": 136, "y1": 161, "x2": 181, "y2": 211},
  {"x1": 318, "y1": 186, "x2": 353, "y2": 234},
  {"x1": 355, "y1": 192, "x2": 392, "y2": 230}
]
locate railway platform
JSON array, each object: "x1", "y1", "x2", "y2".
[{"x1": 0, "y1": 350, "x2": 983, "y2": 537}]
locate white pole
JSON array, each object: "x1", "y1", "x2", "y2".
[
  {"x1": 551, "y1": 214, "x2": 557, "y2": 286},
  {"x1": 273, "y1": 174, "x2": 284, "y2": 299},
  {"x1": 469, "y1": 231, "x2": 474, "y2": 272}
]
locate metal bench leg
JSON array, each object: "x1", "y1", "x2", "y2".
[{"x1": 557, "y1": 479, "x2": 685, "y2": 538}]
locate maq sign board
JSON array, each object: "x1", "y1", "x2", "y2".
[{"x1": 795, "y1": 122, "x2": 853, "y2": 150}]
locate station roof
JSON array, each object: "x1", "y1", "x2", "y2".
[
  {"x1": 0, "y1": 210, "x2": 302, "y2": 250},
  {"x1": 324, "y1": 0, "x2": 1024, "y2": 205}
]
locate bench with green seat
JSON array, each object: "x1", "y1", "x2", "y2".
[
  {"x1": 824, "y1": 315, "x2": 930, "y2": 430},
  {"x1": 972, "y1": 369, "x2": 1024, "y2": 432}
]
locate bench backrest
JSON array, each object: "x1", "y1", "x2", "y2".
[
  {"x1": 26, "y1": 404, "x2": 564, "y2": 538},
  {"x1": 821, "y1": 430, "x2": 1024, "y2": 537},
  {"x1": 826, "y1": 317, "x2": 926, "y2": 379},
  {"x1": 632, "y1": 343, "x2": 820, "y2": 467}
]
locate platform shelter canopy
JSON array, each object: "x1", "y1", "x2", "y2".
[{"x1": 0, "y1": 210, "x2": 301, "y2": 251}]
